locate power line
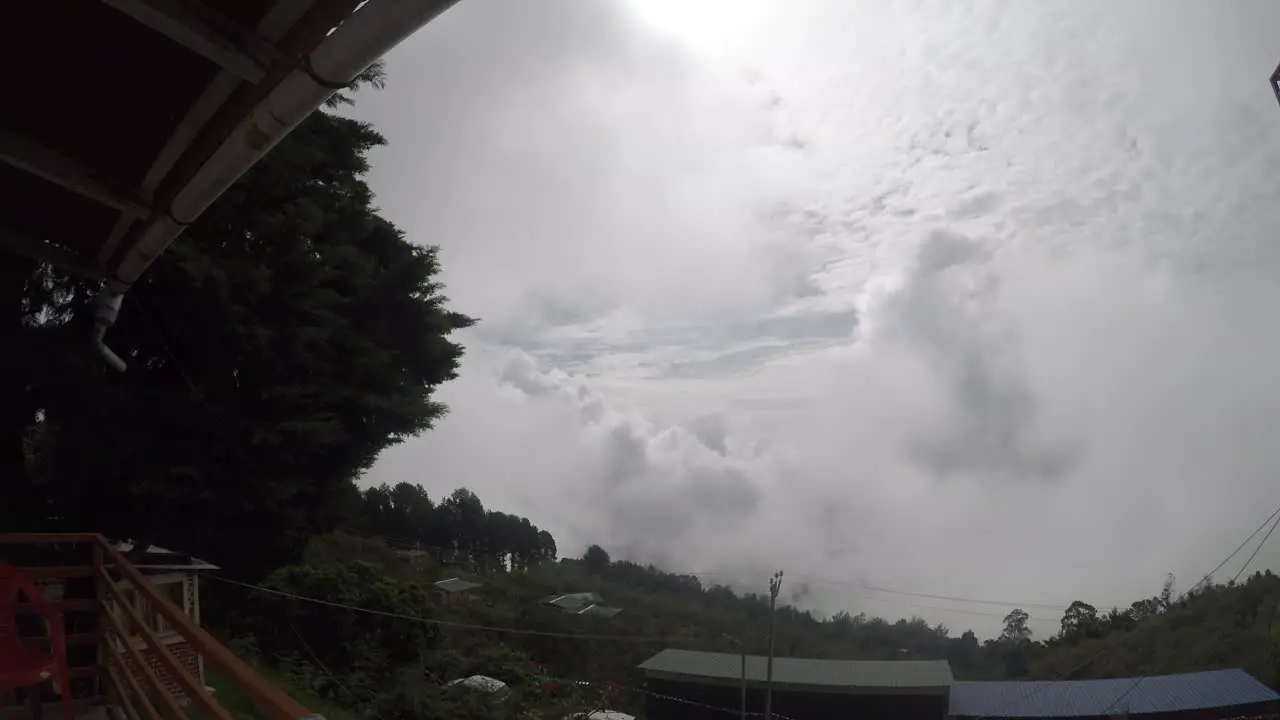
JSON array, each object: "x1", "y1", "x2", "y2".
[
  {"x1": 1101, "y1": 502, "x2": 1280, "y2": 716},
  {"x1": 287, "y1": 621, "x2": 369, "y2": 710},
  {"x1": 372, "y1": 536, "x2": 1094, "y2": 618},
  {"x1": 1232, "y1": 509, "x2": 1280, "y2": 584},
  {"x1": 225, "y1": 576, "x2": 804, "y2": 718},
  {"x1": 677, "y1": 568, "x2": 1085, "y2": 613},
  {"x1": 282, "y1": 621, "x2": 781, "y2": 720},
  {"x1": 792, "y1": 576, "x2": 1088, "y2": 615},
  {"x1": 210, "y1": 574, "x2": 673, "y2": 644},
  {"x1": 974, "y1": 500, "x2": 1280, "y2": 720}
]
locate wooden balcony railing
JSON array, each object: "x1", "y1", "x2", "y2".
[{"x1": 0, "y1": 533, "x2": 320, "y2": 720}]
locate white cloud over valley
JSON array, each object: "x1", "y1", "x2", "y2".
[{"x1": 354, "y1": 0, "x2": 1280, "y2": 636}]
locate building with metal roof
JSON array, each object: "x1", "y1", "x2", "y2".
[
  {"x1": 949, "y1": 669, "x2": 1280, "y2": 720},
  {"x1": 434, "y1": 577, "x2": 482, "y2": 594},
  {"x1": 432, "y1": 576, "x2": 482, "y2": 606},
  {"x1": 544, "y1": 592, "x2": 605, "y2": 612},
  {"x1": 576, "y1": 603, "x2": 623, "y2": 619},
  {"x1": 639, "y1": 649, "x2": 953, "y2": 720}
]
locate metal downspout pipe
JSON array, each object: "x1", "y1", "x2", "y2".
[{"x1": 94, "y1": 0, "x2": 461, "y2": 370}]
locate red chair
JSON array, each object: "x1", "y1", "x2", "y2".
[{"x1": 0, "y1": 563, "x2": 75, "y2": 720}]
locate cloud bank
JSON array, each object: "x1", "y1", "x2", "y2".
[{"x1": 355, "y1": 0, "x2": 1280, "y2": 636}]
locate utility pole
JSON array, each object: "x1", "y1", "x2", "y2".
[
  {"x1": 722, "y1": 633, "x2": 746, "y2": 720},
  {"x1": 764, "y1": 570, "x2": 783, "y2": 720}
]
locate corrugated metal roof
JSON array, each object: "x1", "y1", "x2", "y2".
[
  {"x1": 545, "y1": 592, "x2": 603, "y2": 611},
  {"x1": 434, "y1": 577, "x2": 482, "y2": 593},
  {"x1": 949, "y1": 670, "x2": 1280, "y2": 718},
  {"x1": 577, "y1": 604, "x2": 623, "y2": 618},
  {"x1": 638, "y1": 649, "x2": 954, "y2": 690}
]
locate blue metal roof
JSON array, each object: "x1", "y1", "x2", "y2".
[{"x1": 949, "y1": 669, "x2": 1279, "y2": 718}]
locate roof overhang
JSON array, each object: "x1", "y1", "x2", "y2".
[
  {"x1": 643, "y1": 670, "x2": 951, "y2": 697},
  {"x1": 2, "y1": 0, "x2": 458, "y2": 296},
  {"x1": 116, "y1": 539, "x2": 220, "y2": 570}
]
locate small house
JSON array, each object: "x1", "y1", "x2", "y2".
[
  {"x1": 433, "y1": 577, "x2": 482, "y2": 605},
  {"x1": 576, "y1": 603, "x2": 623, "y2": 619},
  {"x1": 543, "y1": 592, "x2": 602, "y2": 612},
  {"x1": 543, "y1": 592, "x2": 621, "y2": 618},
  {"x1": 105, "y1": 541, "x2": 218, "y2": 705}
]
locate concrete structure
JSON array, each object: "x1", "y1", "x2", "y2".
[{"x1": 639, "y1": 649, "x2": 953, "y2": 720}]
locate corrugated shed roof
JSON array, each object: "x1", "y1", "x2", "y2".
[
  {"x1": 949, "y1": 670, "x2": 1280, "y2": 718},
  {"x1": 434, "y1": 577, "x2": 482, "y2": 593},
  {"x1": 577, "y1": 604, "x2": 623, "y2": 618},
  {"x1": 544, "y1": 592, "x2": 603, "y2": 611},
  {"x1": 639, "y1": 649, "x2": 953, "y2": 690}
]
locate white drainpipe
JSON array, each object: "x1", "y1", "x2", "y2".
[{"x1": 96, "y1": 0, "x2": 460, "y2": 370}]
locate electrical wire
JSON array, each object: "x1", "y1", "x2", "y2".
[
  {"x1": 287, "y1": 620, "x2": 369, "y2": 711},
  {"x1": 284, "y1": 617, "x2": 794, "y2": 720},
  {"x1": 372, "y1": 536, "x2": 1087, "y2": 618},
  {"x1": 974, "y1": 500, "x2": 1280, "y2": 720},
  {"x1": 1232, "y1": 509, "x2": 1280, "y2": 585},
  {"x1": 1100, "y1": 502, "x2": 1280, "y2": 716},
  {"x1": 240, "y1": 577, "x2": 797, "y2": 720},
  {"x1": 210, "y1": 574, "x2": 673, "y2": 643}
]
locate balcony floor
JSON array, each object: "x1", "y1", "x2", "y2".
[{"x1": 0, "y1": 700, "x2": 108, "y2": 720}]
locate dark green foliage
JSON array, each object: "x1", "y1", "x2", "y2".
[
  {"x1": 215, "y1": 489, "x2": 1280, "y2": 720},
  {"x1": 1029, "y1": 571, "x2": 1280, "y2": 685},
  {"x1": 349, "y1": 483, "x2": 557, "y2": 570},
  {"x1": 10, "y1": 80, "x2": 473, "y2": 578},
  {"x1": 583, "y1": 544, "x2": 611, "y2": 575},
  {"x1": 6, "y1": 54, "x2": 1275, "y2": 720},
  {"x1": 252, "y1": 560, "x2": 439, "y2": 698}
]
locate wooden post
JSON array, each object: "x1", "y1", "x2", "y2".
[{"x1": 94, "y1": 543, "x2": 109, "y2": 704}]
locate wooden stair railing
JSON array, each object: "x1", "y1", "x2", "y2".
[{"x1": 0, "y1": 533, "x2": 322, "y2": 720}]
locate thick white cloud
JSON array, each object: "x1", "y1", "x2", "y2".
[{"x1": 357, "y1": 0, "x2": 1280, "y2": 636}]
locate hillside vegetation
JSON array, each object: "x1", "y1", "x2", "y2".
[
  {"x1": 6, "y1": 55, "x2": 1275, "y2": 720},
  {"x1": 204, "y1": 482, "x2": 1280, "y2": 720}
]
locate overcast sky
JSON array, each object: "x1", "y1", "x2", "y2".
[{"x1": 352, "y1": 0, "x2": 1280, "y2": 638}]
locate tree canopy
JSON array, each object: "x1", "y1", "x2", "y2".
[
  {"x1": 4, "y1": 60, "x2": 1277, "y2": 720},
  {"x1": 214, "y1": 498, "x2": 1280, "y2": 720},
  {"x1": 7, "y1": 75, "x2": 473, "y2": 577}
]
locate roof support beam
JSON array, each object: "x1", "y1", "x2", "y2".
[
  {"x1": 101, "y1": 0, "x2": 279, "y2": 83},
  {"x1": 0, "y1": 128, "x2": 152, "y2": 217},
  {"x1": 97, "y1": 0, "x2": 314, "y2": 265},
  {"x1": 0, "y1": 226, "x2": 104, "y2": 281}
]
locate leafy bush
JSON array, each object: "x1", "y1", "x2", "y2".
[
  {"x1": 250, "y1": 560, "x2": 438, "y2": 699},
  {"x1": 301, "y1": 531, "x2": 403, "y2": 572}
]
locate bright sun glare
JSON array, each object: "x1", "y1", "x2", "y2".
[{"x1": 626, "y1": 0, "x2": 766, "y2": 58}]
